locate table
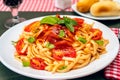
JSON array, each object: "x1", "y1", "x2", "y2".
[{"x1": 0, "y1": 11, "x2": 120, "y2": 80}]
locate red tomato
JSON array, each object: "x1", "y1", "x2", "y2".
[
  {"x1": 24, "y1": 21, "x2": 40, "y2": 32},
  {"x1": 24, "y1": 25, "x2": 30, "y2": 32},
  {"x1": 90, "y1": 28, "x2": 102, "y2": 40},
  {"x1": 63, "y1": 47, "x2": 76, "y2": 58},
  {"x1": 73, "y1": 18, "x2": 84, "y2": 24},
  {"x1": 54, "y1": 40, "x2": 71, "y2": 48},
  {"x1": 52, "y1": 40, "x2": 76, "y2": 60},
  {"x1": 52, "y1": 50, "x2": 63, "y2": 60},
  {"x1": 46, "y1": 31, "x2": 60, "y2": 44},
  {"x1": 73, "y1": 18, "x2": 84, "y2": 28},
  {"x1": 30, "y1": 57, "x2": 47, "y2": 70},
  {"x1": 15, "y1": 38, "x2": 26, "y2": 55}
]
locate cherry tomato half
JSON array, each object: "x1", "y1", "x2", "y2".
[
  {"x1": 73, "y1": 18, "x2": 84, "y2": 24},
  {"x1": 15, "y1": 38, "x2": 26, "y2": 55},
  {"x1": 24, "y1": 21, "x2": 40, "y2": 32},
  {"x1": 30, "y1": 57, "x2": 47, "y2": 70},
  {"x1": 52, "y1": 40, "x2": 76, "y2": 60},
  {"x1": 73, "y1": 18, "x2": 84, "y2": 28},
  {"x1": 52, "y1": 50, "x2": 63, "y2": 61},
  {"x1": 63, "y1": 47, "x2": 76, "y2": 58},
  {"x1": 52, "y1": 47, "x2": 76, "y2": 61},
  {"x1": 90, "y1": 28, "x2": 102, "y2": 40}
]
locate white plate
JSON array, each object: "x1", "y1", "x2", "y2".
[
  {"x1": 72, "y1": 3, "x2": 120, "y2": 20},
  {"x1": 0, "y1": 15, "x2": 119, "y2": 80}
]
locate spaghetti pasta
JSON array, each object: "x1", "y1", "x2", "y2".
[{"x1": 13, "y1": 15, "x2": 109, "y2": 73}]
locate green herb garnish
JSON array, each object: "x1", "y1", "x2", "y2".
[
  {"x1": 40, "y1": 16, "x2": 59, "y2": 25},
  {"x1": 58, "y1": 30, "x2": 65, "y2": 38},
  {"x1": 46, "y1": 42, "x2": 55, "y2": 49},
  {"x1": 22, "y1": 61, "x2": 30, "y2": 67},
  {"x1": 59, "y1": 66, "x2": 67, "y2": 70},
  {"x1": 40, "y1": 16, "x2": 77, "y2": 32},
  {"x1": 78, "y1": 37, "x2": 87, "y2": 44},
  {"x1": 95, "y1": 40, "x2": 104, "y2": 46},
  {"x1": 28, "y1": 37, "x2": 35, "y2": 43},
  {"x1": 11, "y1": 41, "x2": 17, "y2": 46},
  {"x1": 59, "y1": 17, "x2": 77, "y2": 32},
  {"x1": 57, "y1": 19, "x2": 65, "y2": 24}
]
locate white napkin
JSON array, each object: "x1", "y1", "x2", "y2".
[{"x1": 54, "y1": 0, "x2": 71, "y2": 10}]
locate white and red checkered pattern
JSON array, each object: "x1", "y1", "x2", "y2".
[
  {"x1": 0, "y1": 0, "x2": 79, "y2": 12},
  {"x1": 105, "y1": 28, "x2": 120, "y2": 80}
]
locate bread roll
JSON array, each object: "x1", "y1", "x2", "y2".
[
  {"x1": 76, "y1": 0, "x2": 99, "y2": 13},
  {"x1": 90, "y1": 1, "x2": 120, "y2": 16}
]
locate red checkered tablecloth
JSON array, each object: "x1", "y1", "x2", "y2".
[
  {"x1": 0, "y1": 0, "x2": 78, "y2": 12},
  {"x1": 104, "y1": 28, "x2": 120, "y2": 80}
]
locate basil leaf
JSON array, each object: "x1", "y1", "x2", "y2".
[
  {"x1": 63, "y1": 17, "x2": 77, "y2": 25},
  {"x1": 40, "y1": 16, "x2": 59, "y2": 25},
  {"x1": 65, "y1": 23, "x2": 74, "y2": 32},
  {"x1": 57, "y1": 20, "x2": 65, "y2": 24},
  {"x1": 63, "y1": 17, "x2": 77, "y2": 32},
  {"x1": 40, "y1": 16, "x2": 77, "y2": 32}
]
